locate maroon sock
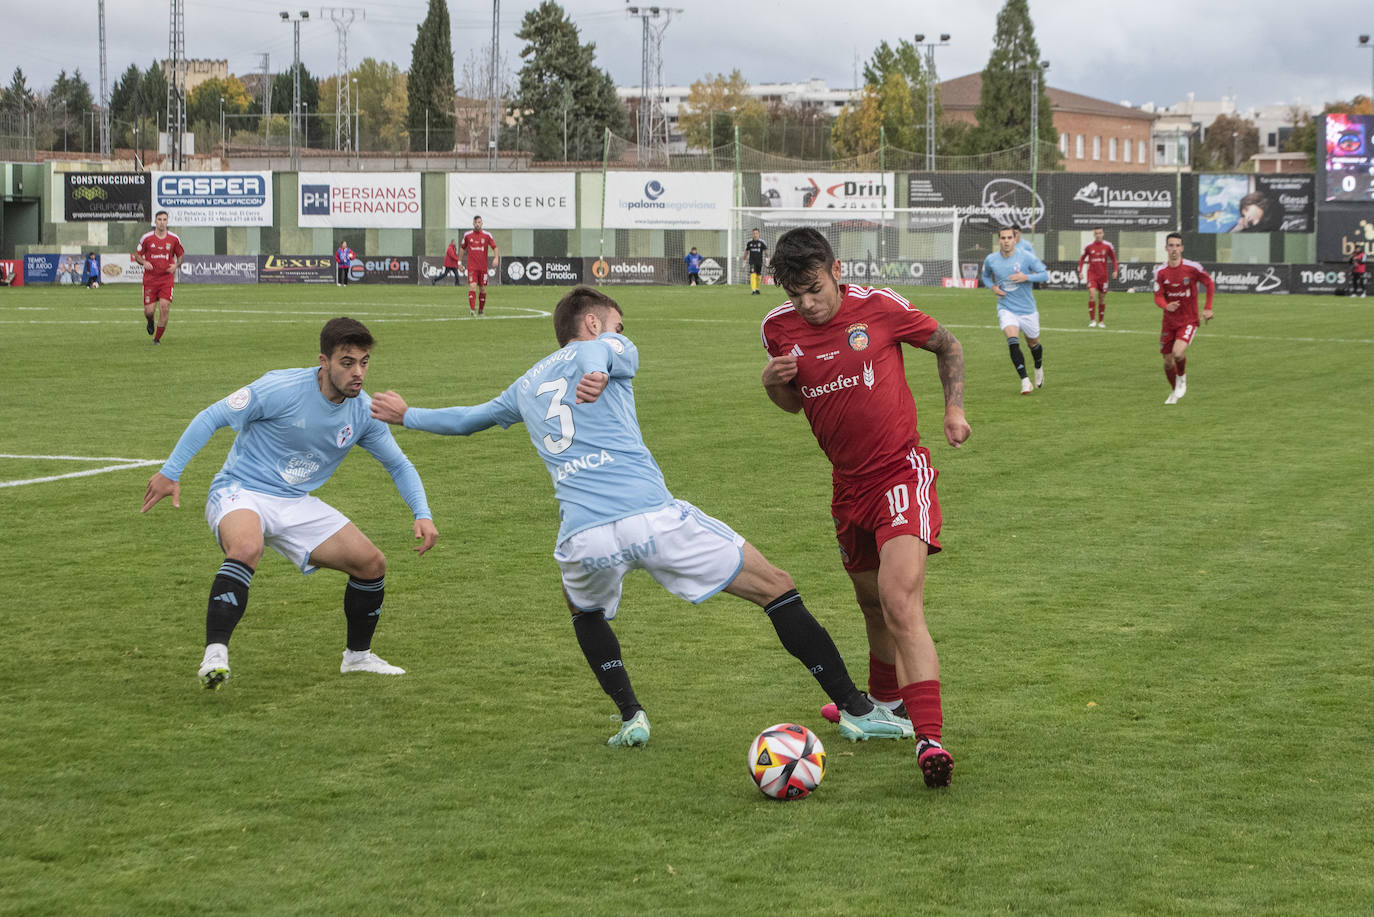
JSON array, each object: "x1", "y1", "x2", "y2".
[
  {"x1": 1176, "y1": 357, "x2": 1186, "y2": 377},
  {"x1": 867, "y1": 653, "x2": 900, "y2": 704},
  {"x1": 1166, "y1": 366, "x2": 1177, "y2": 388},
  {"x1": 1098, "y1": 299, "x2": 1105, "y2": 322},
  {"x1": 468, "y1": 290, "x2": 476, "y2": 312},
  {"x1": 1089, "y1": 300, "x2": 1095, "y2": 320},
  {"x1": 898, "y1": 679, "x2": 943, "y2": 741},
  {"x1": 154, "y1": 324, "x2": 166, "y2": 342},
  {"x1": 478, "y1": 292, "x2": 486, "y2": 313}
]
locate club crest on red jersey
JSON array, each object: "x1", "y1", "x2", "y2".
[{"x1": 846, "y1": 323, "x2": 870, "y2": 351}]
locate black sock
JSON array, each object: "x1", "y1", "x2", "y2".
[
  {"x1": 764, "y1": 590, "x2": 872, "y2": 716},
  {"x1": 344, "y1": 575, "x2": 385, "y2": 652},
  {"x1": 206, "y1": 559, "x2": 254, "y2": 645},
  {"x1": 1030, "y1": 342, "x2": 1043, "y2": 369},
  {"x1": 1007, "y1": 339, "x2": 1027, "y2": 377},
  {"x1": 572, "y1": 611, "x2": 642, "y2": 721}
]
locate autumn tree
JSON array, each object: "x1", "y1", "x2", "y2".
[{"x1": 678, "y1": 70, "x2": 768, "y2": 150}]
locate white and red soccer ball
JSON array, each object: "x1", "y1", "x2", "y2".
[{"x1": 748, "y1": 723, "x2": 826, "y2": 800}]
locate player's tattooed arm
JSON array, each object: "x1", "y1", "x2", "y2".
[
  {"x1": 922, "y1": 325, "x2": 965, "y2": 410},
  {"x1": 922, "y1": 325, "x2": 971, "y2": 448}
]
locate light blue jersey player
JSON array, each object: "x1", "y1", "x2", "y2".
[
  {"x1": 982, "y1": 227, "x2": 1051, "y2": 395},
  {"x1": 142, "y1": 318, "x2": 438, "y2": 689},
  {"x1": 370, "y1": 286, "x2": 909, "y2": 749}
]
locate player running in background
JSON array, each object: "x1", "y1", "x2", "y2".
[
  {"x1": 370, "y1": 286, "x2": 907, "y2": 749},
  {"x1": 141, "y1": 317, "x2": 438, "y2": 688},
  {"x1": 1154, "y1": 233, "x2": 1215, "y2": 405},
  {"x1": 760, "y1": 228, "x2": 970, "y2": 788},
  {"x1": 743, "y1": 229, "x2": 768, "y2": 295},
  {"x1": 1012, "y1": 224, "x2": 1037, "y2": 258},
  {"x1": 433, "y1": 238, "x2": 461, "y2": 285},
  {"x1": 461, "y1": 216, "x2": 498, "y2": 316},
  {"x1": 134, "y1": 211, "x2": 184, "y2": 344},
  {"x1": 1351, "y1": 248, "x2": 1367, "y2": 298},
  {"x1": 982, "y1": 227, "x2": 1050, "y2": 394},
  {"x1": 1078, "y1": 227, "x2": 1118, "y2": 327},
  {"x1": 335, "y1": 240, "x2": 355, "y2": 286}
]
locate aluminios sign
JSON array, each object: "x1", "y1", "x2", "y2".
[{"x1": 152, "y1": 170, "x2": 273, "y2": 225}]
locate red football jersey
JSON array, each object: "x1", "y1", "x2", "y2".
[
  {"x1": 1078, "y1": 240, "x2": 1117, "y2": 277},
  {"x1": 762, "y1": 285, "x2": 939, "y2": 483},
  {"x1": 135, "y1": 230, "x2": 184, "y2": 281},
  {"x1": 461, "y1": 230, "x2": 497, "y2": 272},
  {"x1": 1153, "y1": 259, "x2": 1214, "y2": 327}
]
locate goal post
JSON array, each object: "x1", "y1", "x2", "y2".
[{"x1": 728, "y1": 206, "x2": 960, "y2": 288}]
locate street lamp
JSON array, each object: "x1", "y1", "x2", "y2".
[
  {"x1": 61, "y1": 99, "x2": 68, "y2": 152},
  {"x1": 912, "y1": 33, "x2": 950, "y2": 170},
  {"x1": 219, "y1": 96, "x2": 226, "y2": 157},
  {"x1": 1361, "y1": 36, "x2": 1373, "y2": 108},
  {"x1": 1233, "y1": 130, "x2": 1240, "y2": 169},
  {"x1": 1030, "y1": 60, "x2": 1049, "y2": 231},
  {"x1": 351, "y1": 77, "x2": 359, "y2": 162}
]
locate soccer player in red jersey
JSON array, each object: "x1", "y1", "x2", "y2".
[
  {"x1": 461, "y1": 215, "x2": 499, "y2": 317},
  {"x1": 134, "y1": 210, "x2": 184, "y2": 344},
  {"x1": 1078, "y1": 227, "x2": 1118, "y2": 328},
  {"x1": 1154, "y1": 232, "x2": 1215, "y2": 405},
  {"x1": 760, "y1": 227, "x2": 970, "y2": 788}
]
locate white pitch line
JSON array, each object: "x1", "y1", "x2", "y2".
[{"x1": 0, "y1": 459, "x2": 162, "y2": 489}]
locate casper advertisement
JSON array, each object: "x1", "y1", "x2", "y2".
[{"x1": 153, "y1": 171, "x2": 273, "y2": 226}]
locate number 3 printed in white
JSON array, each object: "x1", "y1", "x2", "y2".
[{"x1": 537, "y1": 378, "x2": 574, "y2": 454}]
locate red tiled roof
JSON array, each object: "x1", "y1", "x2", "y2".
[{"x1": 939, "y1": 72, "x2": 1155, "y2": 121}]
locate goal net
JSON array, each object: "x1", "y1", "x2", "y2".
[{"x1": 728, "y1": 207, "x2": 960, "y2": 288}]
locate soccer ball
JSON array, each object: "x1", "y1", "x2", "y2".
[
  {"x1": 748, "y1": 723, "x2": 826, "y2": 800},
  {"x1": 90, "y1": 281, "x2": 99, "y2": 289}
]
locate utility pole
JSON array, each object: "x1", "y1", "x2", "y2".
[
  {"x1": 281, "y1": 11, "x2": 310, "y2": 170},
  {"x1": 1030, "y1": 60, "x2": 1048, "y2": 231},
  {"x1": 166, "y1": 0, "x2": 186, "y2": 169},
  {"x1": 257, "y1": 53, "x2": 271, "y2": 147},
  {"x1": 487, "y1": 0, "x2": 500, "y2": 168},
  {"x1": 98, "y1": 0, "x2": 111, "y2": 157},
  {"x1": 913, "y1": 33, "x2": 950, "y2": 171},
  {"x1": 321, "y1": 7, "x2": 365, "y2": 151},
  {"x1": 625, "y1": 5, "x2": 681, "y2": 163}
]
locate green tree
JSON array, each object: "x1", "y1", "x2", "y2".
[
  {"x1": 50, "y1": 70, "x2": 95, "y2": 151},
  {"x1": 187, "y1": 76, "x2": 253, "y2": 153},
  {"x1": 345, "y1": 58, "x2": 408, "y2": 152},
  {"x1": 831, "y1": 85, "x2": 883, "y2": 157},
  {"x1": 0, "y1": 67, "x2": 36, "y2": 115},
  {"x1": 510, "y1": 1, "x2": 626, "y2": 161},
  {"x1": 1198, "y1": 112, "x2": 1260, "y2": 171},
  {"x1": 271, "y1": 64, "x2": 323, "y2": 146},
  {"x1": 406, "y1": 0, "x2": 456, "y2": 151},
  {"x1": 970, "y1": 0, "x2": 1057, "y2": 166},
  {"x1": 679, "y1": 70, "x2": 767, "y2": 150}
]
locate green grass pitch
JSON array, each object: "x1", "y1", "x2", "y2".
[{"x1": 1, "y1": 280, "x2": 1371, "y2": 915}]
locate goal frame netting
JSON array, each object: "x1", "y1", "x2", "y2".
[{"x1": 728, "y1": 206, "x2": 960, "y2": 288}]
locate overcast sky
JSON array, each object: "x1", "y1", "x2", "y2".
[{"x1": 14, "y1": 0, "x2": 1373, "y2": 115}]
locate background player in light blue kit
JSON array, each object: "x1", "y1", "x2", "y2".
[
  {"x1": 982, "y1": 226, "x2": 1050, "y2": 395},
  {"x1": 370, "y1": 286, "x2": 906, "y2": 748},
  {"x1": 141, "y1": 317, "x2": 438, "y2": 688}
]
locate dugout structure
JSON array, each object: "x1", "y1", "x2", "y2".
[{"x1": 727, "y1": 207, "x2": 960, "y2": 288}]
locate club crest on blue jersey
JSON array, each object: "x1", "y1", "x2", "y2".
[
  {"x1": 846, "y1": 323, "x2": 870, "y2": 351},
  {"x1": 336, "y1": 423, "x2": 354, "y2": 447}
]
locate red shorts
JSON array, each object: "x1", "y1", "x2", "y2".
[
  {"x1": 1159, "y1": 322, "x2": 1197, "y2": 353},
  {"x1": 467, "y1": 265, "x2": 488, "y2": 287},
  {"x1": 1086, "y1": 273, "x2": 1109, "y2": 292},
  {"x1": 143, "y1": 275, "x2": 175, "y2": 305},
  {"x1": 831, "y1": 448, "x2": 943, "y2": 573}
]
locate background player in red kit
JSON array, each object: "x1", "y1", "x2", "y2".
[
  {"x1": 1078, "y1": 227, "x2": 1118, "y2": 328},
  {"x1": 1154, "y1": 232, "x2": 1215, "y2": 405},
  {"x1": 134, "y1": 210, "x2": 184, "y2": 344},
  {"x1": 461, "y1": 215, "x2": 499, "y2": 317},
  {"x1": 760, "y1": 227, "x2": 970, "y2": 788}
]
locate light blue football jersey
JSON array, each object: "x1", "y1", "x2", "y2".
[
  {"x1": 981, "y1": 249, "x2": 1049, "y2": 316},
  {"x1": 160, "y1": 366, "x2": 431, "y2": 517},
  {"x1": 403, "y1": 332, "x2": 672, "y2": 544}
]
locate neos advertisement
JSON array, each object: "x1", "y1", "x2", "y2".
[
  {"x1": 447, "y1": 173, "x2": 576, "y2": 229},
  {"x1": 153, "y1": 171, "x2": 273, "y2": 226},
  {"x1": 603, "y1": 172, "x2": 732, "y2": 229},
  {"x1": 298, "y1": 172, "x2": 422, "y2": 228}
]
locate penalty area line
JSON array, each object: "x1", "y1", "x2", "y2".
[{"x1": 0, "y1": 455, "x2": 163, "y2": 489}]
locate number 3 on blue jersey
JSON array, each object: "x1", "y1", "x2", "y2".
[{"x1": 537, "y1": 377, "x2": 574, "y2": 454}]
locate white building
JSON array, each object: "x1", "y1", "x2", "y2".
[{"x1": 615, "y1": 78, "x2": 860, "y2": 149}]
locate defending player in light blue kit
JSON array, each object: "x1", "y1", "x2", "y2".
[
  {"x1": 141, "y1": 317, "x2": 438, "y2": 688},
  {"x1": 370, "y1": 286, "x2": 909, "y2": 748},
  {"x1": 982, "y1": 226, "x2": 1050, "y2": 395}
]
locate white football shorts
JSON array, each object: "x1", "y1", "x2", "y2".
[
  {"x1": 554, "y1": 499, "x2": 746, "y2": 619},
  {"x1": 206, "y1": 484, "x2": 350, "y2": 574},
  {"x1": 997, "y1": 307, "x2": 1041, "y2": 339}
]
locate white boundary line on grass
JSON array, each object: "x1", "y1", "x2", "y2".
[
  {"x1": 0, "y1": 305, "x2": 552, "y2": 325},
  {"x1": 0, "y1": 453, "x2": 163, "y2": 489}
]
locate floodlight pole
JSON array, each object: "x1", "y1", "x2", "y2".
[
  {"x1": 281, "y1": 11, "x2": 310, "y2": 171},
  {"x1": 1030, "y1": 60, "x2": 1048, "y2": 232},
  {"x1": 1361, "y1": 36, "x2": 1373, "y2": 110},
  {"x1": 913, "y1": 33, "x2": 950, "y2": 171}
]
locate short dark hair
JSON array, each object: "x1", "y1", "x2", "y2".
[
  {"x1": 771, "y1": 227, "x2": 835, "y2": 291},
  {"x1": 553, "y1": 286, "x2": 622, "y2": 347},
  {"x1": 320, "y1": 317, "x2": 374, "y2": 357},
  {"x1": 1166, "y1": 232, "x2": 1183, "y2": 244},
  {"x1": 155, "y1": 210, "x2": 168, "y2": 219}
]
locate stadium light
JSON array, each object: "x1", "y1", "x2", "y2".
[{"x1": 914, "y1": 32, "x2": 951, "y2": 170}]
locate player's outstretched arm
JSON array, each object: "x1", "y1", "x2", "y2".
[
  {"x1": 761, "y1": 355, "x2": 803, "y2": 413},
  {"x1": 921, "y1": 325, "x2": 970, "y2": 449},
  {"x1": 370, "y1": 390, "x2": 410, "y2": 425},
  {"x1": 141, "y1": 472, "x2": 180, "y2": 512}
]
